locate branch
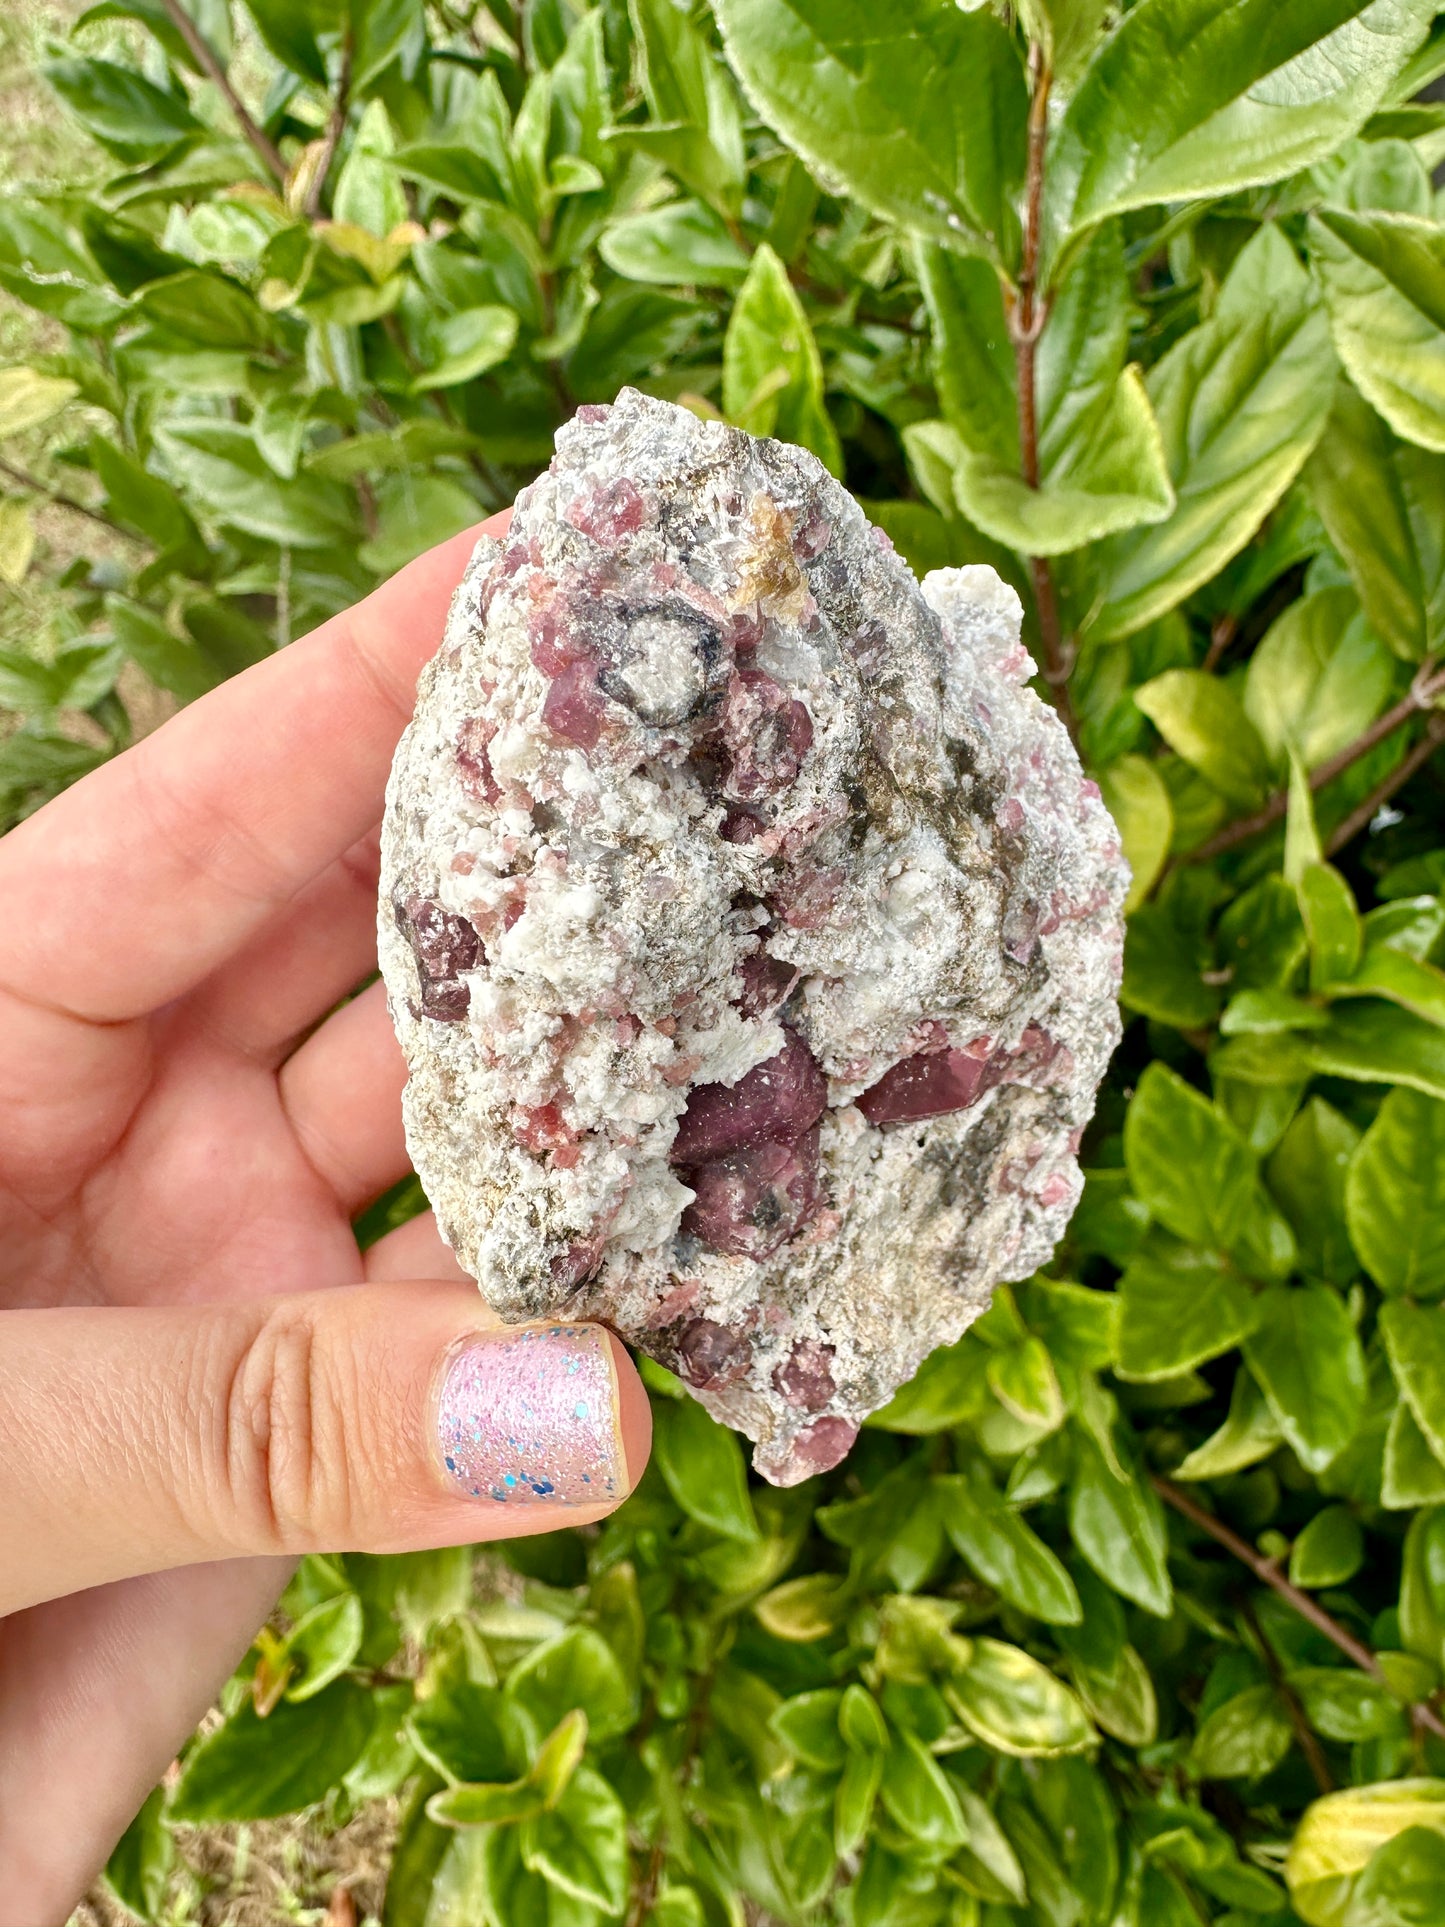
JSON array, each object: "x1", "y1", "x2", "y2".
[
  {"x1": 304, "y1": 35, "x2": 354, "y2": 220},
  {"x1": 1326, "y1": 712, "x2": 1445, "y2": 858},
  {"x1": 1008, "y1": 46, "x2": 1078, "y2": 745},
  {"x1": 1202, "y1": 613, "x2": 1236, "y2": 675},
  {"x1": 1239, "y1": 1595, "x2": 1333, "y2": 1795},
  {"x1": 1154, "y1": 1476, "x2": 1445, "y2": 1741},
  {"x1": 1183, "y1": 659, "x2": 1445, "y2": 865},
  {"x1": 0, "y1": 457, "x2": 147, "y2": 547},
  {"x1": 158, "y1": 0, "x2": 286, "y2": 185}
]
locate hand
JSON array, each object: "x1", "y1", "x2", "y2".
[{"x1": 0, "y1": 515, "x2": 651, "y2": 1923}]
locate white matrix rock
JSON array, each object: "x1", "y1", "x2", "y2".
[{"x1": 379, "y1": 389, "x2": 1126, "y2": 1485}]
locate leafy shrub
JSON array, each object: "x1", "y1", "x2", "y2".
[{"x1": 8, "y1": 1, "x2": 1445, "y2": 1922}]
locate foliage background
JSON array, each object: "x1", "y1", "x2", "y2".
[{"x1": 7, "y1": 0, "x2": 1445, "y2": 1921}]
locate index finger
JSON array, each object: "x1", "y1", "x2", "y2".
[{"x1": 0, "y1": 513, "x2": 509, "y2": 1024}]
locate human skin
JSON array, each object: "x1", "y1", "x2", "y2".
[{"x1": 0, "y1": 511, "x2": 651, "y2": 1923}]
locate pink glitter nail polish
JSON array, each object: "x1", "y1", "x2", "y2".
[{"x1": 435, "y1": 1323, "x2": 624, "y2": 1504}]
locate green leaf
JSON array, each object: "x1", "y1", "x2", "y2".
[
  {"x1": 1289, "y1": 1505, "x2": 1365, "y2": 1588},
  {"x1": 520, "y1": 1763, "x2": 629, "y2": 1914},
  {"x1": 1346, "y1": 1086, "x2": 1445, "y2": 1299},
  {"x1": 1400, "y1": 1505, "x2": 1445, "y2": 1665},
  {"x1": 1175, "y1": 1368, "x2": 1283, "y2": 1481},
  {"x1": 627, "y1": 0, "x2": 745, "y2": 218},
  {"x1": 770, "y1": 1688, "x2": 846, "y2": 1771},
  {"x1": 722, "y1": 242, "x2": 840, "y2": 476},
  {"x1": 834, "y1": 1746, "x2": 883, "y2": 1858},
  {"x1": 1243, "y1": 1284, "x2": 1367, "y2": 1473},
  {"x1": 1287, "y1": 1780, "x2": 1445, "y2": 1927},
  {"x1": 654, "y1": 1391, "x2": 758, "y2": 1541},
  {"x1": 1242, "y1": 586, "x2": 1395, "y2": 772},
  {"x1": 103, "y1": 1785, "x2": 172, "y2": 1923},
  {"x1": 915, "y1": 243, "x2": 1015, "y2": 463},
  {"x1": 505, "y1": 1628, "x2": 635, "y2": 1748},
  {"x1": 1306, "y1": 382, "x2": 1445, "y2": 661},
  {"x1": 716, "y1": 0, "x2": 1027, "y2": 263},
  {"x1": 1051, "y1": 0, "x2": 1436, "y2": 235},
  {"x1": 410, "y1": 306, "x2": 519, "y2": 392},
  {"x1": 1339, "y1": 944, "x2": 1445, "y2": 1026},
  {"x1": 947, "y1": 1637, "x2": 1094, "y2": 1758},
  {"x1": 1091, "y1": 226, "x2": 1336, "y2": 640},
  {"x1": 359, "y1": 475, "x2": 480, "y2": 576},
  {"x1": 170, "y1": 1679, "x2": 375, "y2": 1820},
  {"x1": 1384, "y1": 1398, "x2": 1445, "y2": 1508},
  {"x1": 135, "y1": 270, "x2": 276, "y2": 351},
  {"x1": 868, "y1": 1329, "x2": 991, "y2": 1434},
  {"x1": 0, "y1": 500, "x2": 34, "y2": 588},
  {"x1": 284, "y1": 1593, "x2": 364, "y2": 1702},
  {"x1": 879, "y1": 1729, "x2": 967, "y2": 1844},
  {"x1": 987, "y1": 1334, "x2": 1065, "y2": 1433},
  {"x1": 955, "y1": 365, "x2": 1174, "y2": 555},
  {"x1": 598, "y1": 200, "x2": 750, "y2": 286},
  {"x1": 0, "y1": 366, "x2": 77, "y2": 438},
  {"x1": 1068, "y1": 1428, "x2": 1174, "y2": 1616},
  {"x1": 1116, "y1": 1248, "x2": 1260, "y2": 1381},
  {"x1": 1294, "y1": 999, "x2": 1445, "y2": 1096},
  {"x1": 937, "y1": 1464, "x2": 1082, "y2": 1625},
  {"x1": 1099, "y1": 754, "x2": 1173, "y2": 912},
  {"x1": 1300, "y1": 861, "x2": 1363, "y2": 989},
  {"x1": 1267, "y1": 1097, "x2": 1360, "y2": 1286},
  {"x1": 45, "y1": 54, "x2": 201, "y2": 162},
  {"x1": 334, "y1": 99, "x2": 408, "y2": 239},
  {"x1": 1135, "y1": 671, "x2": 1272, "y2": 808},
  {"x1": 409, "y1": 1680, "x2": 513, "y2": 1786},
  {"x1": 1311, "y1": 205, "x2": 1445, "y2": 452},
  {"x1": 1190, "y1": 1682, "x2": 1293, "y2": 1779},
  {"x1": 1121, "y1": 902, "x2": 1222, "y2": 1029},
  {"x1": 1291, "y1": 1666, "x2": 1404, "y2": 1742},
  {"x1": 1380, "y1": 1301, "x2": 1445, "y2": 1467},
  {"x1": 1124, "y1": 1063, "x2": 1258, "y2": 1249},
  {"x1": 158, "y1": 421, "x2": 356, "y2": 548}
]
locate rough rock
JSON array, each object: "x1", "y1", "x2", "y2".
[{"x1": 379, "y1": 389, "x2": 1127, "y2": 1485}]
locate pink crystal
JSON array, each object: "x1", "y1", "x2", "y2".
[
  {"x1": 671, "y1": 1028, "x2": 826, "y2": 1165},
  {"x1": 682, "y1": 1128, "x2": 821, "y2": 1260},
  {"x1": 456, "y1": 716, "x2": 502, "y2": 805},
  {"x1": 542, "y1": 661, "x2": 609, "y2": 748},
  {"x1": 566, "y1": 476, "x2": 645, "y2": 545},
  {"x1": 772, "y1": 1339, "x2": 836, "y2": 1411},
  {"x1": 788, "y1": 1416, "x2": 858, "y2": 1479},
  {"x1": 395, "y1": 895, "x2": 481, "y2": 1023},
  {"x1": 675, "y1": 1317, "x2": 753, "y2": 1389},
  {"x1": 856, "y1": 1046, "x2": 987, "y2": 1125},
  {"x1": 717, "y1": 670, "x2": 813, "y2": 801},
  {"x1": 736, "y1": 951, "x2": 799, "y2": 1018}
]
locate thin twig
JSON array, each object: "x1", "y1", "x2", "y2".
[
  {"x1": 1007, "y1": 46, "x2": 1077, "y2": 745},
  {"x1": 1154, "y1": 1476, "x2": 1445, "y2": 1740},
  {"x1": 0, "y1": 457, "x2": 147, "y2": 546},
  {"x1": 304, "y1": 35, "x2": 354, "y2": 219},
  {"x1": 1202, "y1": 613, "x2": 1237, "y2": 674},
  {"x1": 1183, "y1": 659, "x2": 1445, "y2": 865},
  {"x1": 1325, "y1": 712, "x2": 1445, "y2": 858},
  {"x1": 158, "y1": 0, "x2": 286, "y2": 185},
  {"x1": 1239, "y1": 1596, "x2": 1333, "y2": 1794}
]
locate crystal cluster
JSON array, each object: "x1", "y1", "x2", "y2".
[{"x1": 379, "y1": 389, "x2": 1126, "y2": 1485}]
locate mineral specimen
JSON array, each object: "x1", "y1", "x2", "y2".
[{"x1": 379, "y1": 389, "x2": 1126, "y2": 1486}]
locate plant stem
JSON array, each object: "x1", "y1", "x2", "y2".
[
  {"x1": 304, "y1": 36, "x2": 354, "y2": 219},
  {"x1": 1239, "y1": 1596, "x2": 1333, "y2": 1795},
  {"x1": 1325, "y1": 712, "x2": 1445, "y2": 858},
  {"x1": 1154, "y1": 1476, "x2": 1445, "y2": 1741},
  {"x1": 1202, "y1": 613, "x2": 1237, "y2": 674},
  {"x1": 0, "y1": 457, "x2": 146, "y2": 546},
  {"x1": 1009, "y1": 45, "x2": 1077, "y2": 745},
  {"x1": 158, "y1": 0, "x2": 286, "y2": 186},
  {"x1": 1183, "y1": 658, "x2": 1445, "y2": 865}
]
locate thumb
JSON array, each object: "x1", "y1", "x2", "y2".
[{"x1": 1, "y1": 1282, "x2": 651, "y2": 1614}]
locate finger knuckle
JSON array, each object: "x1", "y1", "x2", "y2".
[{"x1": 221, "y1": 1302, "x2": 352, "y2": 1551}]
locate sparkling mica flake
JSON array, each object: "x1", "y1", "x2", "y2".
[{"x1": 436, "y1": 1324, "x2": 622, "y2": 1503}]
